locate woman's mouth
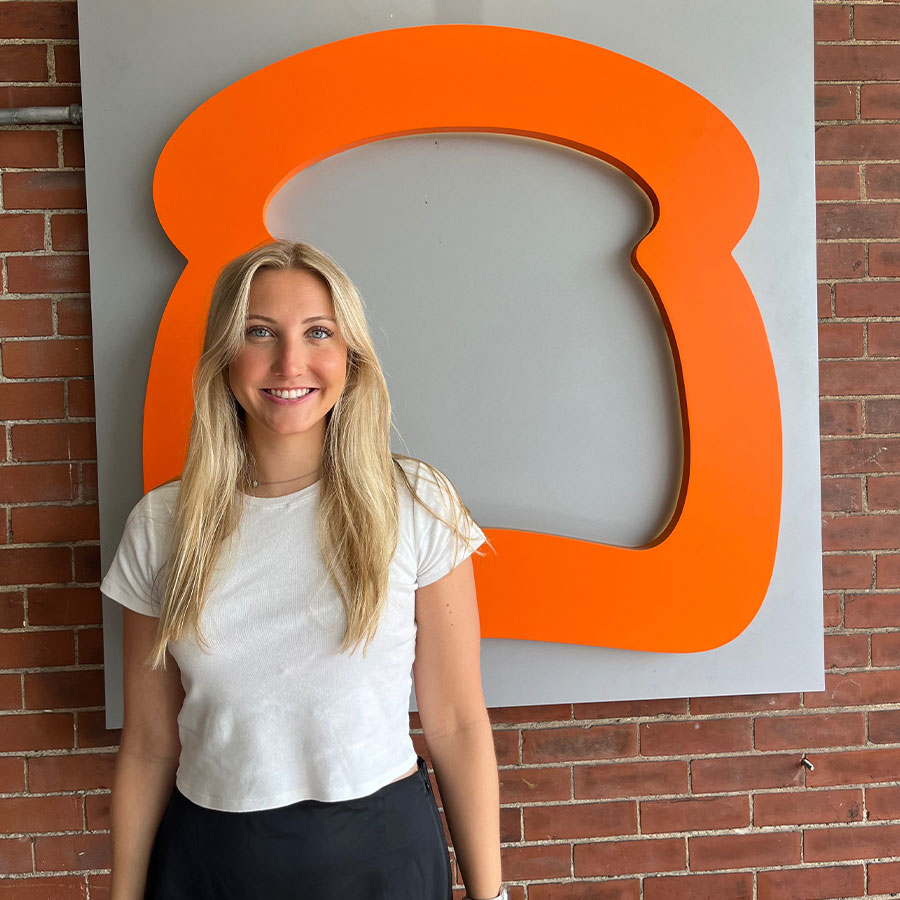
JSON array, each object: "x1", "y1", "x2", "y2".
[{"x1": 261, "y1": 387, "x2": 318, "y2": 404}]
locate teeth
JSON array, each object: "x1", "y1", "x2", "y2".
[{"x1": 266, "y1": 388, "x2": 313, "y2": 399}]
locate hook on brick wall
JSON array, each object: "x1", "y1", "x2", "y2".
[{"x1": 800, "y1": 755, "x2": 814, "y2": 771}]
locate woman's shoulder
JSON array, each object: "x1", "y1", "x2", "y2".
[{"x1": 126, "y1": 477, "x2": 181, "y2": 526}]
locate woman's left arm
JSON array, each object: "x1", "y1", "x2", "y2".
[{"x1": 413, "y1": 556, "x2": 503, "y2": 900}]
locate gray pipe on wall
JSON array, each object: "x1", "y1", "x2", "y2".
[{"x1": 0, "y1": 104, "x2": 83, "y2": 126}]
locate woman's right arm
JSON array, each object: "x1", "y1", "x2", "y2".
[{"x1": 110, "y1": 608, "x2": 185, "y2": 900}]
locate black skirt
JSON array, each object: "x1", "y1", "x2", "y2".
[{"x1": 144, "y1": 756, "x2": 453, "y2": 900}]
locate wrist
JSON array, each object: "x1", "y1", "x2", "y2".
[{"x1": 463, "y1": 887, "x2": 508, "y2": 900}]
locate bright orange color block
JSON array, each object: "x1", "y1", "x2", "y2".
[{"x1": 149, "y1": 25, "x2": 781, "y2": 652}]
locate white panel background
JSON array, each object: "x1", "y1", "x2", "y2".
[{"x1": 78, "y1": 0, "x2": 822, "y2": 727}]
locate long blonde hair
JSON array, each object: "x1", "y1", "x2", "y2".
[{"x1": 146, "y1": 240, "x2": 483, "y2": 669}]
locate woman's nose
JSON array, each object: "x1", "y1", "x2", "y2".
[{"x1": 272, "y1": 338, "x2": 307, "y2": 377}]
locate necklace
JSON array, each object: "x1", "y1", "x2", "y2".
[{"x1": 250, "y1": 467, "x2": 320, "y2": 489}]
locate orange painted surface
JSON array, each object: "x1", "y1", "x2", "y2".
[{"x1": 149, "y1": 25, "x2": 781, "y2": 652}]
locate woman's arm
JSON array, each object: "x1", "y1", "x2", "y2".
[
  {"x1": 110, "y1": 609, "x2": 185, "y2": 900},
  {"x1": 413, "y1": 556, "x2": 503, "y2": 900}
]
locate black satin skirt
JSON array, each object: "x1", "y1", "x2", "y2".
[{"x1": 144, "y1": 756, "x2": 453, "y2": 900}]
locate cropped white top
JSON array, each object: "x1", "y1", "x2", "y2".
[{"x1": 101, "y1": 458, "x2": 486, "y2": 812}]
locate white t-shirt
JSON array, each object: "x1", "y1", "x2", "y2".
[{"x1": 101, "y1": 457, "x2": 486, "y2": 812}]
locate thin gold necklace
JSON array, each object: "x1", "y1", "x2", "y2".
[{"x1": 250, "y1": 467, "x2": 320, "y2": 489}]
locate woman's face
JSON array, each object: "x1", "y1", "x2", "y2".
[{"x1": 227, "y1": 268, "x2": 348, "y2": 453}]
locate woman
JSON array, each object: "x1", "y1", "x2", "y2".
[{"x1": 102, "y1": 240, "x2": 506, "y2": 900}]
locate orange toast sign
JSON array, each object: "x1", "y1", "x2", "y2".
[{"x1": 148, "y1": 25, "x2": 781, "y2": 654}]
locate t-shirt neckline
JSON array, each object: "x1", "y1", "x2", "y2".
[{"x1": 241, "y1": 479, "x2": 321, "y2": 508}]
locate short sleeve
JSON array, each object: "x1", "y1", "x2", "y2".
[
  {"x1": 408, "y1": 461, "x2": 487, "y2": 589},
  {"x1": 100, "y1": 489, "x2": 173, "y2": 618}
]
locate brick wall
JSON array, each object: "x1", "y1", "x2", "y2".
[{"x1": 1, "y1": 1, "x2": 898, "y2": 898}]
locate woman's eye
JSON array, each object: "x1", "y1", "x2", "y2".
[
  {"x1": 308, "y1": 326, "x2": 334, "y2": 340},
  {"x1": 246, "y1": 326, "x2": 271, "y2": 338}
]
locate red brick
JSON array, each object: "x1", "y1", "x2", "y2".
[
  {"x1": 0, "y1": 131, "x2": 57, "y2": 167},
  {"x1": 689, "y1": 831, "x2": 800, "y2": 871},
  {"x1": 80, "y1": 463, "x2": 97, "y2": 503},
  {"x1": 866, "y1": 164, "x2": 900, "y2": 199},
  {"x1": 499, "y1": 844, "x2": 570, "y2": 880},
  {"x1": 869, "y1": 861, "x2": 900, "y2": 895},
  {"x1": 34, "y1": 832, "x2": 109, "y2": 872},
  {"x1": 815, "y1": 87, "x2": 856, "y2": 123},
  {"x1": 12, "y1": 504, "x2": 99, "y2": 542},
  {"x1": 641, "y1": 718, "x2": 750, "y2": 756},
  {"x1": 755, "y1": 712, "x2": 865, "y2": 751},
  {"x1": 816, "y1": 123, "x2": 900, "y2": 160},
  {"x1": 0, "y1": 629, "x2": 75, "y2": 668},
  {"x1": 869, "y1": 243, "x2": 900, "y2": 276},
  {"x1": 522, "y1": 724, "x2": 636, "y2": 763},
  {"x1": 845, "y1": 592, "x2": 900, "y2": 627},
  {"x1": 866, "y1": 786, "x2": 900, "y2": 821},
  {"x1": 869, "y1": 708, "x2": 900, "y2": 742},
  {"x1": 1, "y1": 85, "x2": 80, "y2": 108},
  {"x1": 867, "y1": 399, "x2": 900, "y2": 433},
  {"x1": 0, "y1": 298, "x2": 53, "y2": 337},
  {"x1": 74, "y1": 545, "x2": 99, "y2": 582},
  {"x1": 0, "y1": 757, "x2": 25, "y2": 793},
  {"x1": 820, "y1": 361, "x2": 900, "y2": 396},
  {"x1": 815, "y1": 45, "x2": 900, "y2": 81},
  {"x1": 808, "y1": 747, "x2": 900, "y2": 786},
  {"x1": 822, "y1": 477, "x2": 862, "y2": 512},
  {"x1": 0, "y1": 877, "x2": 87, "y2": 900},
  {"x1": 819, "y1": 204, "x2": 900, "y2": 241},
  {"x1": 821, "y1": 439, "x2": 900, "y2": 476},
  {"x1": 820, "y1": 400, "x2": 861, "y2": 436},
  {"x1": 816, "y1": 4, "x2": 852, "y2": 40},
  {"x1": 819, "y1": 283, "x2": 832, "y2": 318},
  {"x1": 822, "y1": 514, "x2": 900, "y2": 551},
  {"x1": 5, "y1": 254, "x2": 90, "y2": 293},
  {"x1": 861, "y1": 84, "x2": 900, "y2": 120},
  {"x1": 0, "y1": 463, "x2": 76, "y2": 503},
  {"x1": 691, "y1": 754, "x2": 804, "y2": 793},
  {"x1": 67, "y1": 380, "x2": 95, "y2": 418},
  {"x1": 53, "y1": 45, "x2": 80, "y2": 83},
  {"x1": 0, "y1": 3, "x2": 78, "y2": 39},
  {"x1": 0, "y1": 381, "x2": 64, "y2": 420},
  {"x1": 77, "y1": 628, "x2": 104, "y2": 665},
  {"x1": 0, "y1": 44, "x2": 49, "y2": 81},
  {"x1": 85, "y1": 792, "x2": 109, "y2": 831},
  {"x1": 0, "y1": 546, "x2": 71, "y2": 585},
  {"x1": 754, "y1": 789, "x2": 863, "y2": 826},
  {"x1": 573, "y1": 698, "x2": 687, "y2": 719},
  {"x1": 28, "y1": 587, "x2": 101, "y2": 626},
  {"x1": 76, "y1": 710, "x2": 123, "y2": 750},
  {"x1": 854, "y1": 4, "x2": 900, "y2": 39},
  {"x1": 2, "y1": 171, "x2": 85, "y2": 210},
  {"x1": 805, "y1": 823, "x2": 900, "y2": 862},
  {"x1": 528, "y1": 883, "x2": 637, "y2": 900},
  {"x1": 641, "y1": 796, "x2": 748, "y2": 834},
  {"x1": 644, "y1": 872, "x2": 752, "y2": 900},
  {"x1": 0, "y1": 711, "x2": 74, "y2": 752},
  {"x1": 62, "y1": 130, "x2": 83, "y2": 168},
  {"x1": 574, "y1": 838, "x2": 684, "y2": 877},
  {"x1": 757, "y1": 865, "x2": 863, "y2": 900},
  {"x1": 824, "y1": 555, "x2": 871, "y2": 589},
  {"x1": 524, "y1": 800, "x2": 636, "y2": 840},
  {"x1": 0, "y1": 836, "x2": 33, "y2": 873},
  {"x1": 817, "y1": 244, "x2": 865, "y2": 279},
  {"x1": 690, "y1": 694, "x2": 800, "y2": 714},
  {"x1": 824, "y1": 633, "x2": 869, "y2": 668},
  {"x1": 0, "y1": 593, "x2": 25, "y2": 629},
  {"x1": 805, "y1": 670, "x2": 900, "y2": 706},
  {"x1": 50, "y1": 214, "x2": 88, "y2": 252},
  {"x1": 24, "y1": 668, "x2": 104, "y2": 710},
  {"x1": 11, "y1": 422, "x2": 96, "y2": 460},
  {"x1": 28, "y1": 752, "x2": 115, "y2": 792},
  {"x1": 492, "y1": 729, "x2": 518, "y2": 765},
  {"x1": 819, "y1": 321, "x2": 864, "y2": 356},
  {"x1": 868, "y1": 475, "x2": 900, "y2": 510},
  {"x1": 876, "y1": 553, "x2": 900, "y2": 586},
  {"x1": 0, "y1": 673, "x2": 21, "y2": 709},
  {"x1": 489, "y1": 704, "x2": 571, "y2": 725},
  {"x1": 0, "y1": 214, "x2": 45, "y2": 252},
  {"x1": 0, "y1": 795, "x2": 82, "y2": 833},
  {"x1": 498, "y1": 766, "x2": 570, "y2": 803},
  {"x1": 574, "y1": 760, "x2": 687, "y2": 800},
  {"x1": 868, "y1": 323, "x2": 900, "y2": 358}
]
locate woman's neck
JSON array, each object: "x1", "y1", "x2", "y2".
[{"x1": 245, "y1": 424, "x2": 325, "y2": 498}]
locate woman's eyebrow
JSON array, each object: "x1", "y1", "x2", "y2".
[{"x1": 246, "y1": 314, "x2": 337, "y2": 324}]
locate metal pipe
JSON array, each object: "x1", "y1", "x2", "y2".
[{"x1": 0, "y1": 104, "x2": 83, "y2": 126}]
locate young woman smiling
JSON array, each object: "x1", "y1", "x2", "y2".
[{"x1": 103, "y1": 241, "x2": 505, "y2": 900}]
